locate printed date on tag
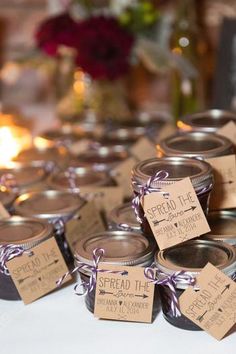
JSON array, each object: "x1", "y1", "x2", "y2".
[
  {"x1": 94, "y1": 265, "x2": 155, "y2": 323},
  {"x1": 179, "y1": 263, "x2": 236, "y2": 340},
  {"x1": 143, "y1": 177, "x2": 210, "y2": 249}
]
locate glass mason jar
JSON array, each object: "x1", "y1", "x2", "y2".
[
  {"x1": 203, "y1": 210, "x2": 236, "y2": 247},
  {"x1": 155, "y1": 239, "x2": 236, "y2": 330},
  {"x1": 0, "y1": 216, "x2": 53, "y2": 300},
  {"x1": 75, "y1": 230, "x2": 156, "y2": 314},
  {"x1": 131, "y1": 157, "x2": 213, "y2": 235},
  {"x1": 157, "y1": 131, "x2": 234, "y2": 160},
  {"x1": 177, "y1": 109, "x2": 236, "y2": 133},
  {"x1": 107, "y1": 202, "x2": 141, "y2": 233},
  {"x1": 14, "y1": 146, "x2": 72, "y2": 170},
  {"x1": 0, "y1": 161, "x2": 49, "y2": 194},
  {"x1": 13, "y1": 190, "x2": 85, "y2": 265}
]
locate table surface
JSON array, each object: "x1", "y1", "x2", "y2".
[{"x1": 0, "y1": 283, "x2": 235, "y2": 354}]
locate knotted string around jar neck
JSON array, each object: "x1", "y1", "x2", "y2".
[
  {"x1": 56, "y1": 248, "x2": 128, "y2": 296},
  {"x1": 0, "y1": 173, "x2": 19, "y2": 194},
  {"x1": 144, "y1": 266, "x2": 196, "y2": 318},
  {"x1": 65, "y1": 167, "x2": 80, "y2": 193},
  {"x1": 132, "y1": 170, "x2": 169, "y2": 224},
  {"x1": 0, "y1": 244, "x2": 27, "y2": 275}
]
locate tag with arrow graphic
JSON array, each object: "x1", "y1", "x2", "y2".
[
  {"x1": 179, "y1": 263, "x2": 236, "y2": 340},
  {"x1": 143, "y1": 177, "x2": 210, "y2": 249},
  {"x1": 206, "y1": 154, "x2": 236, "y2": 210},
  {"x1": 94, "y1": 265, "x2": 155, "y2": 323},
  {"x1": 6, "y1": 237, "x2": 71, "y2": 304}
]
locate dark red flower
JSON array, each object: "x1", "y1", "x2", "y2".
[
  {"x1": 35, "y1": 13, "x2": 78, "y2": 56},
  {"x1": 74, "y1": 16, "x2": 134, "y2": 80}
]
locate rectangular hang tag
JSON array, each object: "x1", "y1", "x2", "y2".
[
  {"x1": 130, "y1": 137, "x2": 157, "y2": 161},
  {"x1": 157, "y1": 122, "x2": 177, "y2": 142},
  {"x1": 111, "y1": 157, "x2": 136, "y2": 199},
  {"x1": 0, "y1": 202, "x2": 10, "y2": 219},
  {"x1": 143, "y1": 177, "x2": 210, "y2": 250},
  {"x1": 65, "y1": 201, "x2": 105, "y2": 252},
  {"x1": 79, "y1": 186, "x2": 123, "y2": 214},
  {"x1": 6, "y1": 237, "x2": 71, "y2": 304},
  {"x1": 179, "y1": 263, "x2": 236, "y2": 340},
  {"x1": 206, "y1": 155, "x2": 236, "y2": 210},
  {"x1": 217, "y1": 121, "x2": 236, "y2": 145},
  {"x1": 94, "y1": 265, "x2": 155, "y2": 323}
]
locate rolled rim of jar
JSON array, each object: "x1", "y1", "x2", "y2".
[
  {"x1": 132, "y1": 157, "x2": 213, "y2": 195},
  {"x1": 177, "y1": 109, "x2": 236, "y2": 133},
  {"x1": 204, "y1": 210, "x2": 236, "y2": 246},
  {"x1": 13, "y1": 190, "x2": 85, "y2": 221},
  {"x1": 75, "y1": 230, "x2": 156, "y2": 276},
  {"x1": 0, "y1": 216, "x2": 53, "y2": 250},
  {"x1": 108, "y1": 202, "x2": 141, "y2": 232},
  {"x1": 157, "y1": 131, "x2": 234, "y2": 159},
  {"x1": 155, "y1": 239, "x2": 236, "y2": 290}
]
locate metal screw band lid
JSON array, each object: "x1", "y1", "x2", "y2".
[
  {"x1": 158, "y1": 131, "x2": 234, "y2": 159},
  {"x1": 132, "y1": 157, "x2": 213, "y2": 193},
  {"x1": 108, "y1": 202, "x2": 141, "y2": 232},
  {"x1": 204, "y1": 210, "x2": 236, "y2": 245}
]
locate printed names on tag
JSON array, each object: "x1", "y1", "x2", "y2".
[
  {"x1": 217, "y1": 121, "x2": 236, "y2": 145},
  {"x1": 80, "y1": 186, "x2": 123, "y2": 214},
  {"x1": 6, "y1": 237, "x2": 71, "y2": 304},
  {"x1": 179, "y1": 263, "x2": 236, "y2": 340},
  {"x1": 207, "y1": 155, "x2": 236, "y2": 210},
  {"x1": 111, "y1": 157, "x2": 136, "y2": 199},
  {"x1": 130, "y1": 137, "x2": 157, "y2": 161},
  {"x1": 143, "y1": 178, "x2": 210, "y2": 249},
  {"x1": 66, "y1": 202, "x2": 105, "y2": 252},
  {"x1": 0, "y1": 202, "x2": 10, "y2": 218},
  {"x1": 94, "y1": 265, "x2": 155, "y2": 323}
]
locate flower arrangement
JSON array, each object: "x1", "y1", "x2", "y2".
[{"x1": 35, "y1": 1, "x2": 172, "y2": 121}]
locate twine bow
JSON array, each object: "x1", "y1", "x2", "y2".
[
  {"x1": 144, "y1": 266, "x2": 196, "y2": 317},
  {"x1": 0, "y1": 244, "x2": 26, "y2": 275},
  {"x1": 132, "y1": 170, "x2": 169, "y2": 224},
  {"x1": 57, "y1": 248, "x2": 127, "y2": 296}
]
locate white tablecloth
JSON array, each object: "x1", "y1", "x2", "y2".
[{"x1": 0, "y1": 283, "x2": 235, "y2": 354}]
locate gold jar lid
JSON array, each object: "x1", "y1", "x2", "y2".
[
  {"x1": 0, "y1": 216, "x2": 53, "y2": 249},
  {"x1": 47, "y1": 167, "x2": 111, "y2": 191},
  {"x1": 158, "y1": 131, "x2": 233, "y2": 159},
  {"x1": 132, "y1": 157, "x2": 213, "y2": 194},
  {"x1": 14, "y1": 190, "x2": 85, "y2": 221},
  {"x1": 204, "y1": 210, "x2": 236, "y2": 246},
  {"x1": 108, "y1": 202, "x2": 141, "y2": 232},
  {"x1": 75, "y1": 230, "x2": 156, "y2": 275},
  {"x1": 0, "y1": 161, "x2": 48, "y2": 189},
  {"x1": 34, "y1": 129, "x2": 85, "y2": 149},
  {"x1": 155, "y1": 239, "x2": 236, "y2": 289},
  {"x1": 178, "y1": 109, "x2": 236, "y2": 133}
]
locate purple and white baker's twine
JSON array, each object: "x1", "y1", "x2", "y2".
[
  {"x1": 132, "y1": 170, "x2": 169, "y2": 224},
  {"x1": 144, "y1": 266, "x2": 196, "y2": 317},
  {"x1": 56, "y1": 248, "x2": 127, "y2": 295},
  {"x1": 65, "y1": 167, "x2": 79, "y2": 193},
  {"x1": 0, "y1": 244, "x2": 25, "y2": 275},
  {"x1": 0, "y1": 173, "x2": 19, "y2": 194}
]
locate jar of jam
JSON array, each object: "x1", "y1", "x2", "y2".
[
  {"x1": 13, "y1": 190, "x2": 85, "y2": 265},
  {"x1": 73, "y1": 147, "x2": 128, "y2": 171},
  {"x1": 178, "y1": 109, "x2": 236, "y2": 133},
  {"x1": 108, "y1": 202, "x2": 141, "y2": 233},
  {"x1": 34, "y1": 128, "x2": 86, "y2": 149},
  {"x1": 157, "y1": 131, "x2": 234, "y2": 160},
  {"x1": 203, "y1": 210, "x2": 236, "y2": 247},
  {"x1": 155, "y1": 239, "x2": 236, "y2": 330},
  {"x1": 75, "y1": 230, "x2": 156, "y2": 313},
  {"x1": 14, "y1": 146, "x2": 72, "y2": 169},
  {"x1": 47, "y1": 167, "x2": 112, "y2": 192},
  {"x1": 0, "y1": 216, "x2": 53, "y2": 300},
  {"x1": 0, "y1": 162, "x2": 49, "y2": 194},
  {"x1": 132, "y1": 157, "x2": 213, "y2": 234}
]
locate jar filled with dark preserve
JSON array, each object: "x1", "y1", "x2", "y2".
[
  {"x1": 13, "y1": 190, "x2": 85, "y2": 265},
  {"x1": 75, "y1": 231, "x2": 156, "y2": 314},
  {"x1": 0, "y1": 216, "x2": 53, "y2": 300},
  {"x1": 157, "y1": 131, "x2": 234, "y2": 159},
  {"x1": 155, "y1": 239, "x2": 236, "y2": 330},
  {"x1": 203, "y1": 210, "x2": 236, "y2": 247},
  {"x1": 178, "y1": 109, "x2": 236, "y2": 133},
  {"x1": 34, "y1": 128, "x2": 87, "y2": 149},
  {"x1": 107, "y1": 202, "x2": 141, "y2": 233},
  {"x1": 132, "y1": 157, "x2": 213, "y2": 235},
  {"x1": 47, "y1": 166, "x2": 112, "y2": 192}
]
